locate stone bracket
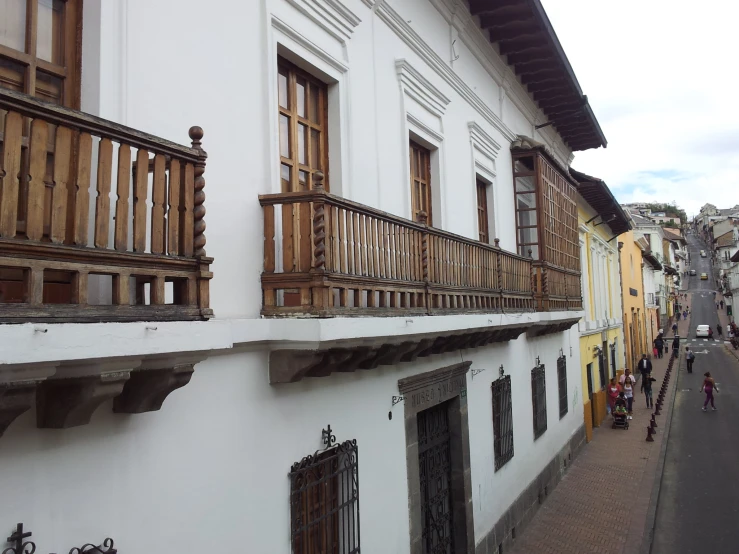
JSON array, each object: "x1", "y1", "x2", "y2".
[
  {"x1": 0, "y1": 380, "x2": 40, "y2": 437},
  {"x1": 113, "y1": 365, "x2": 194, "y2": 414},
  {"x1": 37, "y1": 371, "x2": 131, "y2": 429},
  {"x1": 269, "y1": 324, "x2": 532, "y2": 383}
]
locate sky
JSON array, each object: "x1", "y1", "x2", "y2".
[{"x1": 540, "y1": 0, "x2": 739, "y2": 219}]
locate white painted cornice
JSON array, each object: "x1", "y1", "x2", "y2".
[
  {"x1": 468, "y1": 121, "x2": 501, "y2": 160},
  {"x1": 396, "y1": 59, "x2": 451, "y2": 117},
  {"x1": 271, "y1": 16, "x2": 349, "y2": 73},
  {"x1": 285, "y1": 0, "x2": 361, "y2": 42},
  {"x1": 376, "y1": 2, "x2": 517, "y2": 143}
]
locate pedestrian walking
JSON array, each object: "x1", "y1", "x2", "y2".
[
  {"x1": 607, "y1": 377, "x2": 620, "y2": 417},
  {"x1": 686, "y1": 347, "x2": 695, "y2": 373},
  {"x1": 677, "y1": 312, "x2": 682, "y2": 321},
  {"x1": 642, "y1": 374, "x2": 657, "y2": 409},
  {"x1": 672, "y1": 322, "x2": 678, "y2": 334},
  {"x1": 717, "y1": 323, "x2": 723, "y2": 338},
  {"x1": 701, "y1": 371, "x2": 719, "y2": 411},
  {"x1": 654, "y1": 335, "x2": 664, "y2": 359},
  {"x1": 620, "y1": 368, "x2": 636, "y2": 419},
  {"x1": 672, "y1": 335, "x2": 680, "y2": 359},
  {"x1": 638, "y1": 353, "x2": 652, "y2": 379},
  {"x1": 721, "y1": 300, "x2": 724, "y2": 309}
]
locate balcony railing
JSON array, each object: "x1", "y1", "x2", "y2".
[
  {"x1": 532, "y1": 262, "x2": 583, "y2": 311},
  {"x1": 0, "y1": 88, "x2": 212, "y2": 323},
  {"x1": 260, "y1": 174, "x2": 580, "y2": 317}
]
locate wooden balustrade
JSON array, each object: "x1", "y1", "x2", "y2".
[
  {"x1": 532, "y1": 262, "x2": 583, "y2": 311},
  {"x1": 260, "y1": 176, "x2": 538, "y2": 317},
  {"x1": 0, "y1": 88, "x2": 212, "y2": 323}
]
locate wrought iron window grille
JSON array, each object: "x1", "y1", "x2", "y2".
[
  {"x1": 557, "y1": 355, "x2": 568, "y2": 419},
  {"x1": 531, "y1": 364, "x2": 548, "y2": 439},
  {"x1": 3, "y1": 523, "x2": 116, "y2": 554},
  {"x1": 289, "y1": 432, "x2": 360, "y2": 554},
  {"x1": 491, "y1": 375, "x2": 514, "y2": 471}
]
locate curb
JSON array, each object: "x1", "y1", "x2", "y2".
[{"x1": 639, "y1": 330, "x2": 682, "y2": 554}]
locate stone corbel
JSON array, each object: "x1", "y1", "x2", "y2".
[
  {"x1": 0, "y1": 362, "x2": 58, "y2": 436},
  {"x1": 113, "y1": 353, "x2": 207, "y2": 414},
  {"x1": 36, "y1": 358, "x2": 141, "y2": 429}
]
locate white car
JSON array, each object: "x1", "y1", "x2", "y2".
[{"x1": 696, "y1": 325, "x2": 711, "y2": 337}]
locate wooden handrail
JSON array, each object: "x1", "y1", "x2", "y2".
[{"x1": 0, "y1": 87, "x2": 202, "y2": 163}]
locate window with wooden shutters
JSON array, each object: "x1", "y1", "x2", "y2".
[
  {"x1": 476, "y1": 178, "x2": 489, "y2": 243},
  {"x1": 0, "y1": 0, "x2": 81, "y2": 108},
  {"x1": 289, "y1": 440, "x2": 360, "y2": 554},
  {"x1": 277, "y1": 57, "x2": 329, "y2": 193},
  {"x1": 531, "y1": 364, "x2": 547, "y2": 439},
  {"x1": 557, "y1": 355, "x2": 568, "y2": 419},
  {"x1": 492, "y1": 375, "x2": 514, "y2": 471},
  {"x1": 409, "y1": 140, "x2": 432, "y2": 225}
]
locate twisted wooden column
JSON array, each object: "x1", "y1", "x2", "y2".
[
  {"x1": 190, "y1": 126, "x2": 207, "y2": 257},
  {"x1": 189, "y1": 126, "x2": 212, "y2": 318},
  {"x1": 312, "y1": 171, "x2": 326, "y2": 271}
]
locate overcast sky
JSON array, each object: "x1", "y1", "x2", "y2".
[{"x1": 541, "y1": 0, "x2": 739, "y2": 219}]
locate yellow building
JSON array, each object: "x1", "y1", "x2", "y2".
[
  {"x1": 619, "y1": 230, "x2": 648, "y2": 370},
  {"x1": 570, "y1": 170, "x2": 631, "y2": 441}
]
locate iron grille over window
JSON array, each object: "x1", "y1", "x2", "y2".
[
  {"x1": 492, "y1": 375, "x2": 514, "y2": 471},
  {"x1": 531, "y1": 364, "x2": 547, "y2": 439},
  {"x1": 289, "y1": 440, "x2": 360, "y2": 554},
  {"x1": 610, "y1": 344, "x2": 617, "y2": 379},
  {"x1": 557, "y1": 356, "x2": 568, "y2": 418}
]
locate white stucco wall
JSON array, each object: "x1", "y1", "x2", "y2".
[
  {"x1": 0, "y1": 325, "x2": 583, "y2": 553},
  {"x1": 77, "y1": 0, "x2": 573, "y2": 320},
  {"x1": 1, "y1": 0, "x2": 589, "y2": 551}
]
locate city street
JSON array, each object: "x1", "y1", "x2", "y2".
[{"x1": 652, "y1": 232, "x2": 739, "y2": 554}]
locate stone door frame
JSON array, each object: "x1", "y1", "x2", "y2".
[{"x1": 398, "y1": 361, "x2": 474, "y2": 554}]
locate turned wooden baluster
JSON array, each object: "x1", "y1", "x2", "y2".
[
  {"x1": 312, "y1": 171, "x2": 326, "y2": 271},
  {"x1": 190, "y1": 126, "x2": 207, "y2": 257},
  {"x1": 418, "y1": 210, "x2": 429, "y2": 311},
  {"x1": 494, "y1": 238, "x2": 502, "y2": 290}
]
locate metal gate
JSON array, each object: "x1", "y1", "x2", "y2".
[{"x1": 418, "y1": 400, "x2": 454, "y2": 554}]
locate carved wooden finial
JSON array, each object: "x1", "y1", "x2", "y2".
[
  {"x1": 313, "y1": 171, "x2": 325, "y2": 191},
  {"x1": 494, "y1": 238, "x2": 500, "y2": 248},
  {"x1": 418, "y1": 211, "x2": 428, "y2": 225},
  {"x1": 190, "y1": 126, "x2": 207, "y2": 257},
  {"x1": 189, "y1": 126, "x2": 204, "y2": 150}
]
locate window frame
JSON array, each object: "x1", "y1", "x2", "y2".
[
  {"x1": 557, "y1": 355, "x2": 568, "y2": 419},
  {"x1": 531, "y1": 364, "x2": 547, "y2": 440},
  {"x1": 492, "y1": 375, "x2": 514, "y2": 471},
  {"x1": 476, "y1": 177, "x2": 490, "y2": 244},
  {"x1": 0, "y1": 0, "x2": 82, "y2": 109},
  {"x1": 409, "y1": 139, "x2": 432, "y2": 225},
  {"x1": 277, "y1": 56, "x2": 330, "y2": 193},
  {"x1": 289, "y1": 439, "x2": 360, "y2": 554}
]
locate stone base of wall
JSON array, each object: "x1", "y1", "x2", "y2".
[
  {"x1": 474, "y1": 424, "x2": 587, "y2": 554},
  {"x1": 583, "y1": 400, "x2": 593, "y2": 442}
]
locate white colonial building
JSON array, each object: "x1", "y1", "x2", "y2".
[{"x1": 0, "y1": 1, "x2": 607, "y2": 552}]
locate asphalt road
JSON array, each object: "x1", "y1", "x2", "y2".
[{"x1": 652, "y1": 232, "x2": 739, "y2": 554}]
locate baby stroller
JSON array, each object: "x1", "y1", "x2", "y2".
[{"x1": 612, "y1": 397, "x2": 629, "y2": 430}]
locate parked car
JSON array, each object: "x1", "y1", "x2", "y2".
[
  {"x1": 701, "y1": 250, "x2": 707, "y2": 257},
  {"x1": 690, "y1": 269, "x2": 697, "y2": 275},
  {"x1": 696, "y1": 325, "x2": 711, "y2": 337},
  {"x1": 701, "y1": 273, "x2": 708, "y2": 280}
]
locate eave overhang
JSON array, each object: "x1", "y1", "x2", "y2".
[
  {"x1": 569, "y1": 168, "x2": 631, "y2": 236},
  {"x1": 469, "y1": 0, "x2": 606, "y2": 151}
]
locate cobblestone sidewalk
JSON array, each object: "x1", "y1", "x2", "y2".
[{"x1": 508, "y1": 307, "x2": 686, "y2": 554}]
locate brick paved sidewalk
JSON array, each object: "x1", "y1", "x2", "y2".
[{"x1": 508, "y1": 309, "x2": 686, "y2": 554}]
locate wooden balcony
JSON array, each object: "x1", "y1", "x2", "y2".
[
  {"x1": 260, "y1": 174, "x2": 580, "y2": 317},
  {"x1": 532, "y1": 262, "x2": 583, "y2": 311},
  {"x1": 0, "y1": 88, "x2": 212, "y2": 323}
]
